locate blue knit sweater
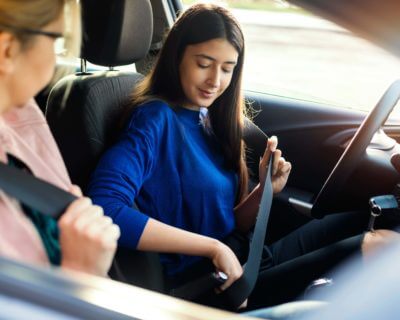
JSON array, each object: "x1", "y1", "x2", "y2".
[{"x1": 88, "y1": 100, "x2": 237, "y2": 275}]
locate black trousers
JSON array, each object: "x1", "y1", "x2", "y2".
[
  {"x1": 248, "y1": 210, "x2": 369, "y2": 309},
  {"x1": 169, "y1": 211, "x2": 371, "y2": 310}
]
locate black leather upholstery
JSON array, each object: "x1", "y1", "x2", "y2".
[{"x1": 81, "y1": 0, "x2": 153, "y2": 66}]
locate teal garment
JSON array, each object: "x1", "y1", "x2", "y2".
[
  {"x1": 20, "y1": 203, "x2": 61, "y2": 266},
  {"x1": 7, "y1": 154, "x2": 61, "y2": 266}
]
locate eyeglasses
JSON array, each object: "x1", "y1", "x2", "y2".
[{"x1": 0, "y1": 24, "x2": 66, "y2": 56}]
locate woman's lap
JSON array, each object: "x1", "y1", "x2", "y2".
[
  {"x1": 248, "y1": 234, "x2": 363, "y2": 309},
  {"x1": 269, "y1": 211, "x2": 368, "y2": 264},
  {"x1": 247, "y1": 211, "x2": 368, "y2": 309}
]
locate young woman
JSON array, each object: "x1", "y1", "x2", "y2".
[
  {"x1": 88, "y1": 3, "x2": 399, "y2": 309},
  {"x1": 0, "y1": 0, "x2": 120, "y2": 276}
]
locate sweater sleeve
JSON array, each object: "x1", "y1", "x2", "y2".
[{"x1": 88, "y1": 102, "x2": 168, "y2": 249}]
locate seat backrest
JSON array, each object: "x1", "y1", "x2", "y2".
[
  {"x1": 46, "y1": 0, "x2": 165, "y2": 292},
  {"x1": 47, "y1": 72, "x2": 143, "y2": 190},
  {"x1": 46, "y1": 0, "x2": 153, "y2": 191}
]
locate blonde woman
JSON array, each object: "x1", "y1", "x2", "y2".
[{"x1": 0, "y1": 0, "x2": 119, "y2": 276}]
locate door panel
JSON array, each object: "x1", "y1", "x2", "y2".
[{"x1": 245, "y1": 91, "x2": 400, "y2": 215}]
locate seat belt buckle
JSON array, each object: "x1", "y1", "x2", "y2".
[{"x1": 367, "y1": 195, "x2": 399, "y2": 231}]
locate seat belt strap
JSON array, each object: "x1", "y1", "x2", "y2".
[
  {"x1": 0, "y1": 162, "x2": 76, "y2": 219},
  {"x1": 219, "y1": 151, "x2": 274, "y2": 309}
]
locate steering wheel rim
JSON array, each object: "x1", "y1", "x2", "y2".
[{"x1": 311, "y1": 80, "x2": 400, "y2": 218}]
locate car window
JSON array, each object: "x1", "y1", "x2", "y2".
[{"x1": 182, "y1": 0, "x2": 400, "y2": 117}]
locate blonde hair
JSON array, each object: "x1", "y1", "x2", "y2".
[
  {"x1": 0, "y1": 0, "x2": 80, "y2": 52},
  {"x1": 0, "y1": 0, "x2": 81, "y2": 83}
]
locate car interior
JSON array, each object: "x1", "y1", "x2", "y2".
[
  {"x1": 1, "y1": 0, "x2": 400, "y2": 318},
  {"x1": 45, "y1": 0, "x2": 279, "y2": 310}
]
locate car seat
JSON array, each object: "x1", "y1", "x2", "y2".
[{"x1": 45, "y1": 0, "x2": 166, "y2": 292}]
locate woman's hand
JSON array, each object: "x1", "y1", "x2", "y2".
[
  {"x1": 59, "y1": 186, "x2": 120, "y2": 276},
  {"x1": 208, "y1": 241, "x2": 248, "y2": 308},
  {"x1": 208, "y1": 241, "x2": 243, "y2": 292},
  {"x1": 259, "y1": 136, "x2": 292, "y2": 194},
  {"x1": 362, "y1": 229, "x2": 400, "y2": 260}
]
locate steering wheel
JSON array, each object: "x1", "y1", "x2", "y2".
[{"x1": 311, "y1": 80, "x2": 400, "y2": 218}]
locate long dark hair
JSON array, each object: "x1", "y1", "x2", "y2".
[{"x1": 130, "y1": 3, "x2": 248, "y2": 202}]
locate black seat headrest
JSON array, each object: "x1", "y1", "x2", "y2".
[{"x1": 81, "y1": 0, "x2": 153, "y2": 66}]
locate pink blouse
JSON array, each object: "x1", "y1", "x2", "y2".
[{"x1": 0, "y1": 100, "x2": 72, "y2": 266}]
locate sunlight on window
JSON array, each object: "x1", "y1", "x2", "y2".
[{"x1": 182, "y1": 0, "x2": 400, "y2": 116}]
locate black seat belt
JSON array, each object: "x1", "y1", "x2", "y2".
[
  {"x1": 171, "y1": 148, "x2": 274, "y2": 310},
  {"x1": 0, "y1": 161, "x2": 76, "y2": 219},
  {"x1": 218, "y1": 151, "x2": 274, "y2": 310}
]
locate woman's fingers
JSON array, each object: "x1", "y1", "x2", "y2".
[
  {"x1": 282, "y1": 160, "x2": 292, "y2": 174},
  {"x1": 69, "y1": 184, "x2": 83, "y2": 197},
  {"x1": 276, "y1": 157, "x2": 291, "y2": 175},
  {"x1": 362, "y1": 229, "x2": 400, "y2": 259},
  {"x1": 260, "y1": 136, "x2": 278, "y2": 168},
  {"x1": 72, "y1": 205, "x2": 104, "y2": 233},
  {"x1": 272, "y1": 149, "x2": 282, "y2": 175},
  {"x1": 218, "y1": 266, "x2": 243, "y2": 291},
  {"x1": 59, "y1": 199, "x2": 120, "y2": 276},
  {"x1": 259, "y1": 136, "x2": 292, "y2": 195},
  {"x1": 59, "y1": 197, "x2": 92, "y2": 226},
  {"x1": 210, "y1": 242, "x2": 243, "y2": 292}
]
